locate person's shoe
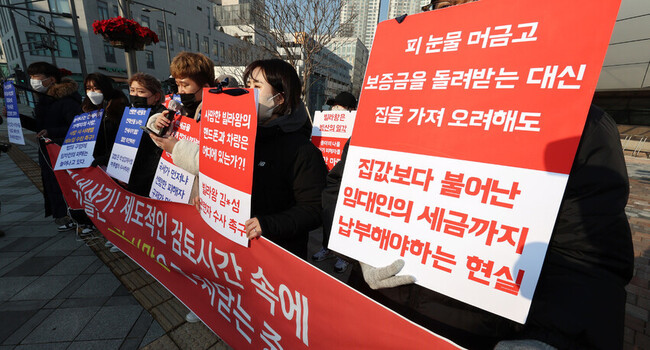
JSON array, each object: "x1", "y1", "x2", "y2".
[
  {"x1": 54, "y1": 216, "x2": 71, "y2": 226},
  {"x1": 57, "y1": 222, "x2": 76, "y2": 232},
  {"x1": 311, "y1": 247, "x2": 334, "y2": 262},
  {"x1": 109, "y1": 246, "x2": 121, "y2": 253},
  {"x1": 334, "y1": 258, "x2": 350, "y2": 273},
  {"x1": 104, "y1": 241, "x2": 114, "y2": 248},
  {"x1": 80, "y1": 226, "x2": 95, "y2": 235},
  {"x1": 185, "y1": 311, "x2": 200, "y2": 323}
]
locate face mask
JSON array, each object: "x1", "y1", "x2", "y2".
[
  {"x1": 86, "y1": 91, "x2": 104, "y2": 106},
  {"x1": 179, "y1": 90, "x2": 201, "y2": 116},
  {"x1": 130, "y1": 94, "x2": 149, "y2": 108},
  {"x1": 258, "y1": 92, "x2": 281, "y2": 122},
  {"x1": 30, "y1": 78, "x2": 49, "y2": 93},
  {"x1": 331, "y1": 105, "x2": 347, "y2": 111}
]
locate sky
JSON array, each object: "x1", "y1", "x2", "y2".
[{"x1": 378, "y1": 0, "x2": 389, "y2": 22}]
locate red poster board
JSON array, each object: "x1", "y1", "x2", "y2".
[
  {"x1": 199, "y1": 88, "x2": 258, "y2": 246},
  {"x1": 330, "y1": 0, "x2": 620, "y2": 323}
]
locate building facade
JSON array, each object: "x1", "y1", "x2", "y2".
[
  {"x1": 327, "y1": 37, "x2": 368, "y2": 98},
  {"x1": 340, "y1": 0, "x2": 381, "y2": 51},
  {"x1": 387, "y1": 0, "x2": 428, "y2": 20},
  {"x1": 0, "y1": 0, "x2": 254, "y2": 87}
]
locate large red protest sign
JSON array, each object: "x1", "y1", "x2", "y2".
[
  {"x1": 48, "y1": 143, "x2": 461, "y2": 349},
  {"x1": 199, "y1": 88, "x2": 258, "y2": 246},
  {"x1": 329, "y1": 0, "x2": 620, "y2": 323}
]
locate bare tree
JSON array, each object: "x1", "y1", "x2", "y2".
[{"x1": 234, "y1": 0, "x2": 356, "y2": 109}]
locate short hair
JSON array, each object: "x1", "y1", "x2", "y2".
[
  {"x1": 128, "y1": 72, "x2": 163, "y2": 104},
  {"x1": 434, "y1": 0, "x2": 476, "y2": 9},
  {"x1": 169, "y1": 52, "x2": 215, "y2": 87},
  {"x1": 243, "y1": 59, "x2": 301, "y2": 116},
  {"x1": 27, "y1": 62, "x2": 62, "y2": 82}
]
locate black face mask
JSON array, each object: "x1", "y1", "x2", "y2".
[
  {"x1": 179, "y1": 91, "x2": 200, "y2": 116},
  {"x1": 129, "y1": 94, "x2": 149, "y2": 108}
]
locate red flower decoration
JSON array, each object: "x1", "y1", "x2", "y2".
[{"x1": 92, "y1": 16, "x2": 159, "y2": 50}]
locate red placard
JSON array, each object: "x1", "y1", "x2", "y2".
[
  {"x1": 330, "y1": 0, "x2": 621, "y2": 323},
  {"x1": 199, "y1": 88, "x2": 257, "y2": 194},
  {"x1": 352, "y1": 0, "x2": 619, "y2": 174}
]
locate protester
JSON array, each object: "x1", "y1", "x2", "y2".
[
  {"x1": 83, "y1": 73, "x2": 129, "y2": 168},
  {"x1": 319, "y1": 1, "x2": 634, "y2": 348},
  {"x1": 312, "y1": 91, "x2": 357, "y2": 273},
  {"x1": 146, "y1": 51, "x2": 215, "y2": 178},
  {"x1": 147, "y1": 51, "x2": 215, "y2": 324},
  {"x1": 216, "y1": 74, "x2": 240, "y2": 88},
  {"x1": 150, "y1": 58, "x2": 328, "y2": 260},
  {"x1": 126, "y1": 73, "x2": 165, "y2": 197},
  {"x1": 25, "y1": 62, "x2": 82, "y2": 231}
]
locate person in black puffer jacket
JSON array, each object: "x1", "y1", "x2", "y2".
[{"x1": 26, "y1": 62, "x2": 82, "y2": 226}]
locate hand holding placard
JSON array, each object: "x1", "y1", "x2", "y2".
[{"x1": 361, "y1": 259, "x2": 415, "y2": 290}]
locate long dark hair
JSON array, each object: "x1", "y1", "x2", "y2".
[
  {"x1": 243, "y1": 59, "x2": 301, "y2": 116},
  {"x1": 81, "y1": 73, "x2": 121, "y2": 112}
]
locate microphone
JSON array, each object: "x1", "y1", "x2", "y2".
[{"x1": 158, "y1": 99, "x2": 183, "y2": 136}]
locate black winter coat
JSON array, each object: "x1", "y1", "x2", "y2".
[
  {"x1": 127, "y1": 103, "x2": 165, "y2": 196},
  {"x1": 32, "y1": 78, "x2": 82, "y2": 144},
  {"x1": 90, "y1": 92, "x2": 129, "y2": 167},
  {"x1": 252, "y1": 103, "x2": 328, "y2": 259},
  {"x1": 337, "y1": 105, "x2": 633, "y2": 349}
]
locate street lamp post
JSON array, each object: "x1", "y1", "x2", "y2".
[{"x1": 141, "y1": 6, "x2": 175, "y2": 70}]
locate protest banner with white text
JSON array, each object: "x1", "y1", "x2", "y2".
[
  {"x1": 3, "y1": 81, "x2": 25, "y2": 145},
  {"x1": 47, "y1": 142, "x2": 461, "y2": 350},
  {"x1": 54, "y1": 110, "x2": 102, "y2": 170}
]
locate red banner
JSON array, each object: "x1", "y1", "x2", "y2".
[{"x1": 48, "y1": 143, "x2": 460, "y2": 349}]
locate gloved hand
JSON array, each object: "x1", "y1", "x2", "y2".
[{"x1": 360, "y1": 259, "x2": 416, "y2": 290}]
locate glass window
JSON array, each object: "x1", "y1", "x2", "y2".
[
  {"x1": 140, "y1": 15, "x2": 150, "y2": 28},
  {"x1": 220, "y1": 42, "x2": 225, "y2": 59},
  {"x1": 203, "y1": 36, "x2": 209, "y2": 54},
  {"x1": 48, "y1": 0, "x2": 70, "y2": 13},
  {"x1": 213, "y1": 40, "x2": 218, "y2": 58},
  {"x1": 104, "y1": 44, "x2": 116, "y2": 63},
  {"x1": 112, "y1": 5, "x2": 119, "y2": 17},
  {"x1": 177, "y1": 28, "x2": 185, "y2": 47},
  {"x1": 167, "y1": 24, "x2": 174, "y2": 49},
  {"x1": 186, "y1": 30, "x2": 191, "y2": 50},
  {"x1": 196, "y1": 33, "x2": 199, "y2": 52},
  {"x1": 97, "y1": 1, "x2": 109, "y2": 21},
  {"x1": 145, "y1": 50, "x2": 154, "y2": 69},
  {"x1": 157, "y1": 21, "x2": 166, "y2": 48}
]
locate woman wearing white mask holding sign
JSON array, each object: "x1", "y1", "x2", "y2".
[
  {"x1": 151, "y1": 59, "x2": 327, "y2": 259},
  {"x1": 243, "y1": 59, "x2": 328, "y2": 259},
  {"x1": 81, "y1": 73, "x2": 129, "y2": 168}
]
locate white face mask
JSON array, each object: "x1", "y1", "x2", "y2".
[
  {"x1": 86, "y1": 91, "x2": 104, "y2": 106},
  {"x1": 331, "y1": 105, "x2": 348, "y2": 111},
  {"x1": 258, "y1": 92, "x2": 280, "y2": 122},
  {"x1": 30, "y1": 78, "x2": 49, "y2": 93}
]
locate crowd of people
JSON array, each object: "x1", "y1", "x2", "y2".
[{"x1": 0, "y1": 1, "x2": 635, "y2": 346}]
